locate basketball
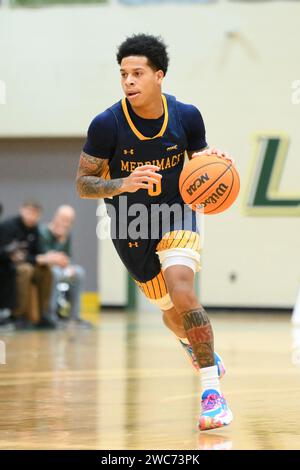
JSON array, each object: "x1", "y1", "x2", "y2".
[{"x1": 179, "y1": 154, "x2": 240, "y2": 214}]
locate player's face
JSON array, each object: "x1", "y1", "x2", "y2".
[{"x1": 120, "y1": 56, "x2": 164, "y2": 107}]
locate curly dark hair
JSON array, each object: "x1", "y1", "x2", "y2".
[{"x1": 116, "y1": 34, "x2": 169, "y2": 76}]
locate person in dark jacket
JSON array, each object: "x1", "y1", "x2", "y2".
[
  {"x1": 0, "y1": 203, "x2": 17, "y2": 327},
  {"x1": 0, "y1": 201, "x2": 56, "y2": 329}
]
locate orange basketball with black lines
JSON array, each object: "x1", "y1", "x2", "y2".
[{"x1": 179, "y1": 155, "x2": 240, "y2": 215}]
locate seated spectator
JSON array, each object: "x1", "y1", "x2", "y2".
[
  {"x1": 0, "y1": 256, "x2": 17, "y2": 328},
  {"x1": 0, "y1": 203, "x2": 16, "y2": 328},
  {"x1": 0, "y1": 201, "x2": 57, "y2": 329},
  {"x1": 39, "y1": 205, "x2": 91, "y2": 328}
]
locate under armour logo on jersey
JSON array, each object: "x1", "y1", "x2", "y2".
[
  {"x1": 123, "y1": 148, "x2": 134, "y2": 155},
  {"x1": 128, "y1": 242, "x2": 139, "y2": 248}
]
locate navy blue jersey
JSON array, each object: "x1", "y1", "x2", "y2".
[
  {"x1": 83, "y1": 94, "x2": 207, "y2": 213},
  {"x1": 83, "y1": 96, "x2": 207, "y2": 159},
  {"x1": 83, "y1": 94, "x2": 205, "y2": 285}
]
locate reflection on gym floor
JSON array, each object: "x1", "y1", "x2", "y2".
[{"x1": 0, "y1": 311, "x2": 300, "y2": 450}]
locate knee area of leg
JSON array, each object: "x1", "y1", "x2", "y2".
[
  {"x1": 169, "y1": 285, "x2": 197, "y2": 312},
  {"x1": 18, "y1": 263, "x2": 34, "y2": 276},
  {"x1": 72, "y1": 265, "x2": 86, "y2": 281},
  {"x1": 51, "y1": 267, "x2": 63, "y2": 281}
]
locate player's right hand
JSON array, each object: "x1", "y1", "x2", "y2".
[{"x1": 121, "y1": 164, "x2": 162, "y2": 193}]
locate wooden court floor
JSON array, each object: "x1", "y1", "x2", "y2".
[{"x1": 1, "y1": 310, "x2": 300, "y2": 450}]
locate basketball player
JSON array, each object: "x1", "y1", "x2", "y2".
[{"x1": 76, "y1": 34, "x2": 233, "y2": 430}]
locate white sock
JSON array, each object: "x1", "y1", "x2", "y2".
[{"x1": 200, "y1": 365, "x2": 221, "y2": 396}]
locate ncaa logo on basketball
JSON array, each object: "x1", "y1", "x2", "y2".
[{"x1": 186, "y1": 173, "x2": 210, "y2": 196}]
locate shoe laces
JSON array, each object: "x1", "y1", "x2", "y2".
[{"x1": 202, "y1": 394, "x2": 225, "y2": 411}]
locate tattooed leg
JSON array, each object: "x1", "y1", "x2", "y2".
[
  {"x1": 183, "y1": 308, "x2": 214, "y2": 369},
  {"x1": 163, "y1": 266, "x2": 215, "y2": 369}
]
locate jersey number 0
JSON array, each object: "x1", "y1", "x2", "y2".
[{"x1": 148, "y1": 180, "x2": 162, "y2": 196}]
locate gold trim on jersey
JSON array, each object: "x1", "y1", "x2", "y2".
[
  {"x1": 156, "y1": 230, "x2": 201, "y2": 252},
  {"x1": 135, "y1": 271, "x2": 167, "y2": 300},
  {"x1": 121, "y1": 94, "x2": 169, "y2": 141}
]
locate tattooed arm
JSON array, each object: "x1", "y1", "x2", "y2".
[
  {"x1": 76, "y1": 152, "x2": 123, "y2": 199},
  {"x1": 76, "y1": 151, "x2": 162, "y2": 199}
]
